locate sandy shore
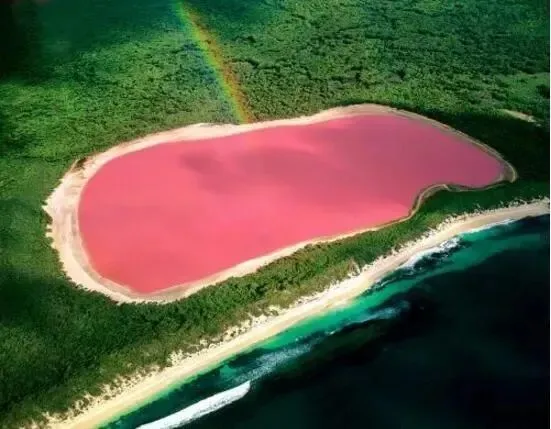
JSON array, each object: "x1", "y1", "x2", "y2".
[
  {"x1": 43, "y1": 199, "x2": 549, "y2": 429},
  {"x1": 44, "y1": 103, "x2": 516, "y2": 303}
]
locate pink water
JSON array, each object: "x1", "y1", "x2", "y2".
[{"x1": 78, "y1": 114, "x2": 505, "y2": 293}]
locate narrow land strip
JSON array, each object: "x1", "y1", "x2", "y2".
[{"x1": 45, "y1": 199, "x2": 549, "y2": 429}]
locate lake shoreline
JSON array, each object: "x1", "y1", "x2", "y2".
[{"x1": 43, "y1": 103, "x2": 516, "y2": 304}]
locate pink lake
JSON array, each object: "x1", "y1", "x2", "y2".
[{"x1": 78, "y1": 114, "x2": 505, "y2": 293}]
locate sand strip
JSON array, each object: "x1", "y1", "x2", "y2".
[{"x1": 44, "y1": 199, "x2": 549, "y2": 429}]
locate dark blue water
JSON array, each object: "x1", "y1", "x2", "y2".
[{"x1": 106, "y1": 215, "x2": 549, "y2": 429}]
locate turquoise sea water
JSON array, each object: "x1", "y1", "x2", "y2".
[{"x1": 106, "y1": 214, "x2": 549, "y2": 429}]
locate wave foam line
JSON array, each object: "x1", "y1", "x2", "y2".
[
  {"x1": 399, "y1": 236, "x2": 462, "y2": 270},
  {"x1": 137, "y1": 381, "x2": 251, "y2": 429},
  {"x1": 174, "y1": 2, "x2": 254, "y2": 124},
  {"x1": 461, "y1": 218, "x2": 515, "y2": 235},
  {"x1": 240, "y1": 343, "x2": 313, "y2": 382}
]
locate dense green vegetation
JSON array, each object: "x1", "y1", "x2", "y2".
[
  {"x1": 187, "y1": 0, "x2": 549, "y2": 120},
  {"x1": 0, "y1": 0, "x2": 548, "y2": 427}
]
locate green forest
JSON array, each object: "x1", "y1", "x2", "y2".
[{"x1": 0, "y1": 0, "x2": 549, "y2": 427}]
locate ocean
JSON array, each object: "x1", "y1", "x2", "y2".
[{"x1": 105, "y1": 214, "x2": 549, "y2": 429}]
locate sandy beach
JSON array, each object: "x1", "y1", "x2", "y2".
[{"x1": 43, "y1": 199, "x2": 548, "y2": 429}]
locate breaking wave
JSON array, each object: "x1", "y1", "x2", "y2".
[
  {"x1": 461, "y1": 218, "x2": 515, "y2": 235},
  {"x1": 136, "y1": 381, "x2": 251, "y2": 429},
  {"x1": 370, "y1": 237, "x2": 465, "y2": 290},
  {"x1": 359, "y1": 301, "x2": 410, "y2": 321},
  {"x1": 388, "y1": 218, "x2": 518, "y2": 281},
  {"x1": 325, "y1": 302, "x2": 409, "y2": 336},
  {"x1": 232, "y1": 343, "x2": 314, "y2": 383},
  {"x1": 400, "y1": 237, "x2": 463, "y2": 271}
]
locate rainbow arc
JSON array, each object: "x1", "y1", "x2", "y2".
[{"x1": 174, "y1": 2, "x2": 254, "y2": 124}]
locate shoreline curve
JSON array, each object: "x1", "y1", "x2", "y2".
[{"x1": 44, "y1": 200, "x2": 549, "y2": 429}]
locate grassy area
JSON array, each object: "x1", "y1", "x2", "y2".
[
  {"x1": 187, "y1": 0, "x2": 549, "y2": 120},
  {"x1": 0, "y1": 0, "x2": 548, "y2": 426}
]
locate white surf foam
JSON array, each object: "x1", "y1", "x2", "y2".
[
  {"x1": 327, "y1": 302, "x2": 409, "y2": 335},
  {"x1": 238, "y1": 342, "x2": 312, "y2": 382},
  {"x1": 362, "y1": 303, "x2": 409, "y2": 321},
  {"x1": 400, "y1": 236, "x2": 462, "y2": 270},
  {"x1": 461, "y1": 218, "x2": 515, "y2": 235},
  {"x1": 137, "y1": 381, "x2": 251, "y2": 429}
]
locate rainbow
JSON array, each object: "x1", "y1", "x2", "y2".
[{"x1": 173, "y1": 2, "x2": 254, "y2": 124}]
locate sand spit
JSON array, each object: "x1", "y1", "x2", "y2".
[
  {"x1": 37, "y1": 199, "x2": 549, "y2": 429},
  {"x1": 44, "y1": 104, "x2": 516, "y2": 303},
  {"x1": 501, "y1": 109, "x2": 537, "y2": 123}
]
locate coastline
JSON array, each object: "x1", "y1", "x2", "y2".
[{"x1": 44, "y1": 199, "x2": 549, "y2": 429}]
